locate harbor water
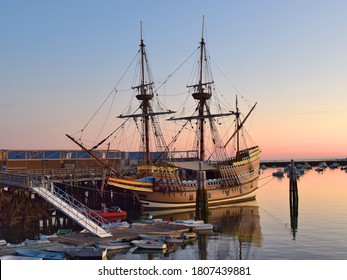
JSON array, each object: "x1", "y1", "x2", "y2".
[
  {"x1": 108, "y1": 167, "x2": 347, "y2": 260},
  {"x1": 1, "y1": 166, "x2": 347, "y2": 260}
]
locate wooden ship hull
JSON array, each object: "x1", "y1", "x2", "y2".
[{"x1": 108, "y1": 146, "x2": 260, "y2": 210}]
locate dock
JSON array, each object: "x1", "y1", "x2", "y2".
[{"x1": 0, "y1": 222, "x2": 190, "y2": 257}]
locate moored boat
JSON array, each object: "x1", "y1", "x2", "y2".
[
  {"x1": 16, "y1": 248, "x2": 66, "y2": 260},
  {"x1": 131, "y1": 240, "x2": 167, "y2": 250},
  {"x1": 64, "y1": 247, "x2": 108, "y2": 260},
  {"x1": 145, "y1": 231, "x2": 197, "y2": 239},
  {"x1": 95, "y1": 241, "x2": 131, "y2": 251},
  {"x1": 86, "y1": 209, "x2": 127, "y2": 222},
  {"x1": 0, "y1": 255, "x2": 43, "y2": 260},
  {"x1": 171, "y1": 220, "x2": 213, "y2": 231},
  {"x1": 139, "y1": 233, "x2": 191, "y2": 244},
  {"x1": 272, "y1": 169, "x2": 284, "y2": 177}
]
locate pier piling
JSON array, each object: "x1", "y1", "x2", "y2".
[
  {"x1": 195, "y1": 162, "x2": 209, "y2": 222},
  {"x1": 289, "y1": 159, "x2": 299, "y2": 239}
]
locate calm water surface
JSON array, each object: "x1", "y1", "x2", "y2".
[
  {"x1": 110, "y1": 167, "x2": 347, "y2": 260},
  {"x1": 1, "y1": 167, "x2": 346, "y2": 260}
]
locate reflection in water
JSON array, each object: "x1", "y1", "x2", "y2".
[
  {"x1": 0, "y1": 187, "x2": 81, "y2": 244},
  {"x1": 145, "y1": 200, "x2": 262, "y2": 260},
  {"x1": 289, "y1": 187, "x2": 299, "y2": 240},
  {"x1": 289, "y1": 163, "x2": 299, "y2": 240},
  {"x1": 2, "y1": 168, "x2": 347, "y2": 259}
]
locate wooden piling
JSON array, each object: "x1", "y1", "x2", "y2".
[
  {"x1": 289, "y1": 159, "x2": 298, "y2": 239},
  {"x1": 195, "y1": 162, "x2": 209, "y2": 222}
]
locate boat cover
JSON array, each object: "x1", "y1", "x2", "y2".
[{"x1": 168, "y1": 161, "x2": 217, "y2": 171}]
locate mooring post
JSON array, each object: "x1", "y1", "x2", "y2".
[
  {"x1": 196, "y1": 161, "x2": 209, "y2": 222},
  {"x1": 289, "y1": 159, "x2": 299, "y2": 239}
]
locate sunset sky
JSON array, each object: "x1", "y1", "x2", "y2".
[{"x1": 1, "y1": 0, "x2": 347, "y2": 160}]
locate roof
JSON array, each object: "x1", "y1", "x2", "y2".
[{"x1": 168, "y1": 161, "x2": 217, "y2": 171}]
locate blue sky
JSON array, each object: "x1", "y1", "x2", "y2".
[{"x1": 1, "y1": 0, "x2": 347, "y2": 159}]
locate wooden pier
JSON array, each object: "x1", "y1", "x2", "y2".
[{"x1": 0, "y1": 223, "x2": 190, "y2": 257}]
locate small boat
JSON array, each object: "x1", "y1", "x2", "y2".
[
  {"x1": 145, "y1": 231, "x2": 197, "y2": 239},
  {"x1": 0, "y1": 239, "x2": 7, "y2": 246},
  {"x1": 139, "y1": 233, "x2": 191, "y2": 244},
  {"x1": 172, "y1": 219, "x2": 205, "y2": 225},
  {"x1": 16, "y1": 248, "x2": 66, "y2": 260},
  {"x1": 64, "y1": 247, "x2": 108, "y2": 260},
  {"x1": 179, "y1": 223, "x2": 213, "y2": 231},
  {"x1": 329, "y1": 162, "x2": 340, "y2": 169},
  {"x1": 315, "y1": 166, "x2": 325, "y2": 172},
  {"x1": 23, "y1": 238, "x2": 51, "y2": 246},
  {"x1": 102, "y1": 221, "x2": 130, "y2": 229},
  {"x1": 319, "y1": 162, "x2": 328, "y2": 169},
  {"x1": 56, "y1": 229, "x2": 73, "y2": 236},
  {"x1": 0, "y1": 255, "x2": 43, "y2": 260},
  {"x1": 86, "y1": 209, "x2": 127, "y2": 222},
  {"x1": 171, "y1": 219, "x2": 214, "y2": 231},
  {"x1": 95, "y1": 241, "x2": 131, "y2": 251},
  {"x1": 272, "y1": 169, "x2": 284, "y2": 177},
  {"x1": 131, "y1": 240, "x2": 167, "y2": 250}
]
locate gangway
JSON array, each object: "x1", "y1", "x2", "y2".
[{"x1": 0, "y1": 172, "x2": 112, "y2": 238}]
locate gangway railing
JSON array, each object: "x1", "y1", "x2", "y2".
[{"x1": 0, "y1": 172, "x2": 112, "y2": 238}]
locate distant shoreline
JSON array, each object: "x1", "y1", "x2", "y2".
[{"x1": 260, "y1": 157, "x2": 347, "y2": 167}]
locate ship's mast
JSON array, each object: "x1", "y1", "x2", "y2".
[
  {"x1": 117, "y1": 22, "x2": 174, "y2": 165},
  {"x1": 133, "y1": 22, "x2": 153, "y2": 165},
  {"x1": 236, "y1": 96, "x2": 240, "y2": 156},
  {"x1": 191, "y1": 17, "x2": 212, "y2": 162}
]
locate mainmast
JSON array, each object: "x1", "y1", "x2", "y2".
[
  {"x1": 190, "y1": 18, "x2": 212, "y2": 162},
  {"x1": 132, "y1": 22, "x2": 154, "y2": 165},
  {"x1": 118, "y1": 22, "x2": 174, "y2": 165}
]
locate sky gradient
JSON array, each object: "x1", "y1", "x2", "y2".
[{"x1": 1, "y1": 0, "x2": 347, "y2": 160}]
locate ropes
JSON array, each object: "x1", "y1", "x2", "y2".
[
  {"x1": 257, "y1": 174, "x2": 276, "y2": 189},
  {"x1": 78, "y1": 51, "x2": 139, "y2": 138}
]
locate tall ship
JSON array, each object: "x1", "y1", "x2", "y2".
[{"x1": 67, "y1": 21, "x2": 261, "y2": 211}]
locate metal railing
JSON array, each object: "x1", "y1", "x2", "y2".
[{"x1": 0, "y1": 172, "x2": 112, "y2": 237}]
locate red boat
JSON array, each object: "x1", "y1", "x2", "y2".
[{"x1": 87, "y1": 207, "x2": 127, "y2": 222}]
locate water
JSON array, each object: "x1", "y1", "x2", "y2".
[
  {"x1": 1, "y1": 167, "x2": 347, "y2": 259},
  {"x1": 110, "y1": 167, "x2": 347, "y2": 260}
]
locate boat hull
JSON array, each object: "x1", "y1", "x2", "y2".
[
  {"x1": 86, "y1": 210, "x2": 127, "y2": 222},
  {"x1": 109, "y1": 146, "x2": 260, "y2": 211}
]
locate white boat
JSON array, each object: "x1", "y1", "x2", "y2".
[
  {"x1": 131, "y1": 240, "x2": 167, "y2": 250},
  {"x1": 0, "y1": 255, "x2": 43, "y2": 260},
  {"x1": 0, "y1": 239, "x2": 6, "y2": 246},
  {"x1": 172, "y1": 219, "x2": 204, "y2": 225},
  {"x1": 95, "y1": 241, "x2": 131, "y2": 251},
  {"x1": 102, "y1": 221, "x2": 130, "y2": 229},
  {"x1": 171, "y1": 220, "x2": 213, "y2": 231}
]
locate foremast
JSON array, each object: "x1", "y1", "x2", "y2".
[
  {"x1": 169, "y1": 18, "x2": 258, "y2": 163},
  {"x1": 118, "y1": 22, "x2": 174, "y2": 166}
]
